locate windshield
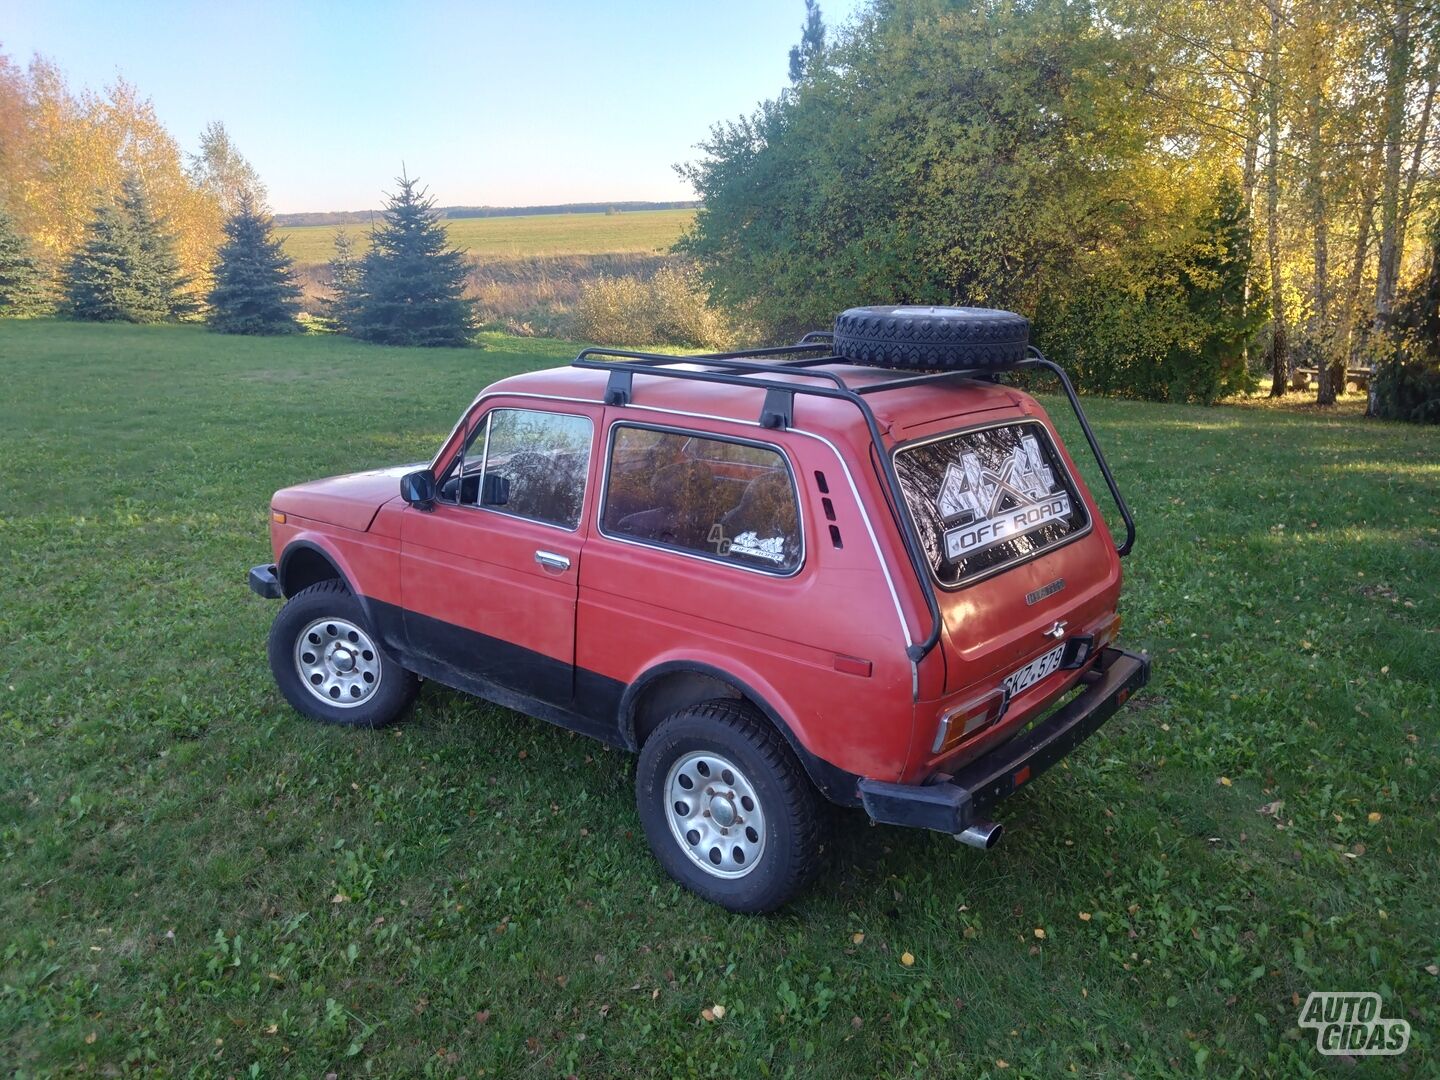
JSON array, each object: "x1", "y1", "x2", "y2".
[{"x1": 894, "y1": 420, "x2": 1090, "y2": 587}]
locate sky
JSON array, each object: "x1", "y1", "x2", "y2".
[{"x1": 1, "y1": 0, "x2": 867, "y2": 214}]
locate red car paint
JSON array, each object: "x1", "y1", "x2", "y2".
[{"x1": 264, "y1": 360, "x2": 1132, "y2": 796}]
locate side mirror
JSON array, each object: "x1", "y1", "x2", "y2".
[
  {"x1": 480, "y1": 472, "x2": 510, "y2": 507},
  {"x1": 400, "y1": 469, "x2": 436, "y2": 510}
]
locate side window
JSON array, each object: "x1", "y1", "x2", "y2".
[
  {"x1": 601, "y1": 425, "x2": 802, "y2": 573},
  {"x1": 442, "y1": 408, "x2": 593, "y2": 530}
]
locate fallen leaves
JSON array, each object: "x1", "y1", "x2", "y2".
[
  {"x1": 1078, "y1": 912, "x2": 1093, "y2": 922},
  {"x1": 1034, "y1": 928, "x2": 1047, "y2": 939},
  {"x1": 900, "y1": 951, "x2": 915, "y2": 967},
  {"x1": 851, "y1": 932, "x2": 865, "y2": 945},
  {"x1": 700, "y1": 1004, "x2": 726, "y2": 1022},
  {"x1": 1368, "y1": 811, "x2": 1383, "y2": 823},
  {"x1": 1218, "y1": 776, "x2": 1233, "y2": 787}
]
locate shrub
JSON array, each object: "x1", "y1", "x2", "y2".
[
  {"x1": 574, "y1": 264, "x2": 744, "y2": 350},
  {"x1": 1372, "y1": 347, "x2": 1440, "y2": 423}
]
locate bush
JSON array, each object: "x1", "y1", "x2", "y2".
[
  {"x1": 1373, "y1": 349, "x2": 1440, "y2": 423},
  {"x1": 574, "y1": 264, "x2": 745, "y2": 350}
]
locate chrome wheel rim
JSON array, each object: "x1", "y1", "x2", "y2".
[
  {"x1": 664, "y1": 750, "x2": 766, "y2": 879},
  {"x1": 293, "y1": 617, "x2": 382, "y2": 708}
]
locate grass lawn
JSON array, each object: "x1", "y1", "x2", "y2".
[
  {"x1": 277, "y1": 209, "x2": 695, "y2": 265},
  {"x1": 1, "y1": 320, "x2": 1436, "y2": 1077}
]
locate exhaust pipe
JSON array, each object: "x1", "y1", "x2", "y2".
[{"x1": 955, "y1": 821, "x2": 1004, "y2": 850}]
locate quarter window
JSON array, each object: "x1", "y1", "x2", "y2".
[
  {"x1": 601, "y1": 426, "x2": 802, "y2": 573},
  {"x1": 442, "y1": 408, "x2": 592, "y2": 530}
]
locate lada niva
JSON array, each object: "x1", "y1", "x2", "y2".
[{"x1": 249, "y1": 305, "x2": 1149, "y2": 911}]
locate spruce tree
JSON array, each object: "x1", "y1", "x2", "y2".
[
  {"x1": 119, "y1": 175, "x2": 194, "y2": 320},
  {"x1": 63, "y1": 177, "x2": 193, "y2": 323},
  {"x1": 348, "y1": 173, "x2": 475, "y2": 347},
  {"x1": 206, "y1": 195, "x2": 301, "y2": 334},
  {"x1": 324, "y1": 226, "x2": 361, "y2": 330},
  {"x1": 0, "y1": 209, "x2": 48, "y2": 317},
  {"x1": 63, "y1": 201, "x2": 145, "y2": 322}
]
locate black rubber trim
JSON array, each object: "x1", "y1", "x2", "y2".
[
  {"x1": 248, "y1": 563, "x2": 282, "y2": 599},
  {"x1": 858, "y1": 646, "x2": 1150, "y2": 834}
]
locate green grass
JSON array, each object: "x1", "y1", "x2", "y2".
[
  {"x1": 277, "y1": 209, "x2": 695, "y2": 265},
  {"x1": 1, "y1": 320, "x2": 1436, "y2": 1077}
]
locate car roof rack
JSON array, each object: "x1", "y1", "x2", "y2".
[{"x1": 571, "y1": 336, "x2": 1134, "y2": 665}]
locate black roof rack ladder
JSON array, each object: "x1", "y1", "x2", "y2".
[{"x1": 572, "y1": 339, "x2": 1135, "y2": 664}]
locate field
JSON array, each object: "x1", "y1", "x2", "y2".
[
  {"x1": 277, "y1": 209, "x2": 695, "y2": 265},
  {"x1": 1, "y1": 320, "x2": 1436, "y2": 1077}
]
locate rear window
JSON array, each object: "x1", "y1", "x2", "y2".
[
  {"x1": 894, "y1": 421, "x2": 1089, "y2": 587},
  {"x1": 601, "y1": 425, "x2": 802, "y2": 573}
]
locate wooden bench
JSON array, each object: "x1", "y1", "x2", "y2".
[{"x1": 1291, "y1": 367, "x2": 1372, "y2": 391}]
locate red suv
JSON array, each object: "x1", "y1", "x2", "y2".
[{"x1": 248, "y1": 306, "x2": 1148, "y2": 911}]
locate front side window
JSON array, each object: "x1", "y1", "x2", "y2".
[
  {"x1": 895, "y1": 421, "x2": 1090, "y2": 587},
  {"x1": 601, "y1": 426, "x2": 802, "y2": 573},
  {"x1": 441, "y1": 408, "x2": 593, "y2": 530}
]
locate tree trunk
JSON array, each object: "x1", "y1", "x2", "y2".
[
  {"x1": 1266, "y1": 1, "x2": 1289, "y2": 397},
  {"x1": 1371, "y1": 2, "x2": 1412, "y2": 337},
  {"x1": 1305, "y1": 26, "x2": 1334, "y2": 407}
]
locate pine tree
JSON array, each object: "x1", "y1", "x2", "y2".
[
  {"x1": 206, "y1": 195, "x2": 301, "y2": 334},
  {"x1": 347, "y1": 173, "x2": 475, "y2": 347},
  {"x1": 0, "y1": 208, "x2": 48, "y2": 317},
  {"x1": 62, "y1": 201, "x2": 145, "y2": 322},
  {"x1": 324, "y1": 226, "x2": 361, "y2": 330},
  {"x1": 119, "y1": 175, "x2": 194, "y2": 320},
  {"x1": 788, "y1": 0, "x2": 826, "y2": 83}
]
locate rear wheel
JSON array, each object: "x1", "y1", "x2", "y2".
[
  {"x1": 266, "y1": 579, "x2": 418, "y2": 728},
  {"x1": 635, "y1": 700, "x2": 824, "y2": 912}
]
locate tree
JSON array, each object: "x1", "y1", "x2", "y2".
[
  {"x1": 0, "y1": 51, "x2": 224, "y2": 299},
  {"x1": 206, "y1": 195, "x2": 301, "y2": 334},
  {"x1": 119, "y1": 174, "x2": 194, "y2": 320},
  {"x1": 62, "y1": 201, "x2": 144, "y2": 321},
  {"x1": 788, "y1": 0, "x2": 826, "y2": 83},
  {"x1": 0, "y1": 207, "x2": 48, "y2": 316},
  {"x1": 62, "y1": 176, "x2": 191, "y2": 323},
  {"x1": 188, "y1": 120, "x2": 266, "y2": 217},
  {"x1": 324, "y1": 226, "x2": 361, "y2": 329},
  {"x1": 347, "y1": 173, "x2": 475, "y2": 347}
]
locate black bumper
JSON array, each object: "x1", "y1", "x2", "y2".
[
  {"x1": 248, "y1": 563, "x2": 282, "y2": 599},
  {"x1": 858, "y1": 646, "x2": 1150, "y2": 835}
]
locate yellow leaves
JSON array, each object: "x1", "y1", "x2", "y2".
[
  {"x1": 1033, "y1": 928, "x2": 1047, "y2": 940},
  {"x1": 851, "y1": 932, "x2": 865, "y2": 945},
  {"x1": 700, "y1": 1003, "x2": 726, "y2": 1022},
  {"x1": 996, "y1": 1059, "x2": 1011, "y2": 1069},
  {"x1": 1078, "y1": 911, "x2": 1093, "y2": 922},
  {"x1": 1368, "y1": 811, "x2": 1383, "y2": 823},
  {"x1": 330, "y1": 892, "x2": 350, "y2": 904},
  {"x1": 1218, "y1": 776, "x2": 1233, "y2": 787},
  {"x1": 900, "y1": 951, "x2": 915, "y2": 967}
]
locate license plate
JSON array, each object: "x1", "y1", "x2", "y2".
[{"x1": 1003, "y1": 643, "x2": 1065, "y2": 698}]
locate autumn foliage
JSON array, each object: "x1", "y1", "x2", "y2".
[{"x1": 0, "y1": 52, "x2": 223, "y2": 304}]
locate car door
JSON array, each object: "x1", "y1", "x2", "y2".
[{"x1": 399, "y1": 401, "x2": 600, "y2": 705}]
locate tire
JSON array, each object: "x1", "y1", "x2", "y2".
[
  {"x1": 266, "y1": 579, "x2": 418, "y2": 728},
  {"x1": 832, "y1": 305, "x2": 1030, "y2": 369},
  {"x1": 635, "y1": 700, "x2": 824, "y2": 912}
]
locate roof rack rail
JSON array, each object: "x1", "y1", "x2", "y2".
[{"x1": 571, "y1": 337, "x2": 1134, "y2": 666}]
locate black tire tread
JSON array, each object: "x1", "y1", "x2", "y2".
[
  {"x1": 833, "y1": 305, "x2": 1030, "y2": 370},
  {"x1": 638, "y1": 699, "x2": 824, "y2": 912},
  {"x1": 266, "y1": 579, "x2": 419, "y2": 729}
]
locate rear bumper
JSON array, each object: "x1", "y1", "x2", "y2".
[
  {"x1": 248, "y1": 563, "x2": 282, "y2": 599},
  {"x1": 858, "y1": 646, "x2": 1150, "y2": 835}
]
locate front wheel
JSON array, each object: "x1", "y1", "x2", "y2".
[
  {"x1": 266, "y1": 579, "x2": 418, "y2": 728},
  {"x1": 635, "y1": 700, "x2": 825, "y2": 912}
]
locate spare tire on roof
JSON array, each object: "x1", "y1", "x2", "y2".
[{"x1": 832, "y1": 305, "x2": 1030, "y2": 370}]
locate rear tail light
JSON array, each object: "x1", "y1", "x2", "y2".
[{"x1": 931, "y1": 688, "x2": 1008, "y2": 754}]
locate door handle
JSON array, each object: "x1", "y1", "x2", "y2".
[{"x1": 534, "y1": 550, "x2": 571, "y2": 572}]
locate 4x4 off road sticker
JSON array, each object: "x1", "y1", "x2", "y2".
[{"x1": 935, "y1": 433, "x2": 1073, "y2": 560}]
